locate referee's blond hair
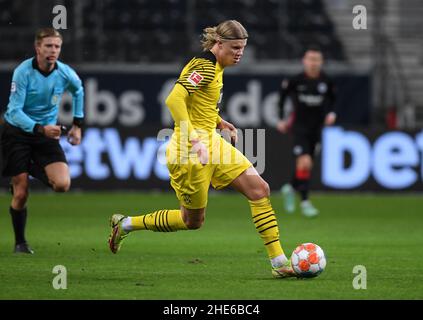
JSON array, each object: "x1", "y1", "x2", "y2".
[
  {"x1": 34, "y1": 28, "x2": 62, "y2": 46},
  {"x1": 201, "y1": 20, "x2": 248, "y2": 51}
]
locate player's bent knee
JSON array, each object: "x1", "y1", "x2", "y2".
[
  {"x1": 52, "y1": 179, "x2": 71, "y2": 193},
  {"x1": 250, "y1": 180, "x2": 270, "y2": 200},
  {"x1": 53, "y1": 184, "x2": 70, "y2": 193},
  {"x1": 297, "y1": 155, "x2": 312, "y2": 170},
  {"x1": 185, "y1": 219, "x2": 204, "y2": 230},
  {"x1": 182, "y1": 207, "x2": 205, "y2": 230},
  {"x1": 259, "y1": 181, "x2": 271, "y2": 199},
  {"x1": 183, "y1": 213, "x2": 205, "y2": 230},
  {"x1": 262, "y1": 180, "x2": 271, "y2": 197},
  {"x1": 13, "y1": 189, "x2": 29, "y2": 206}
]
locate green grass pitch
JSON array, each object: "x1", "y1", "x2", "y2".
[{"x1": 0, "y1": 191, "x2": 422, "y2": 299}]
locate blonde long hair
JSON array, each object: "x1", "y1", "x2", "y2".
[{"x1": 201, "y1": 20, "x2": 248, "y2": 51}]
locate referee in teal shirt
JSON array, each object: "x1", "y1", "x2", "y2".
[{"x1": 1, "y1": 28, "x2": 84, "y2": 254}]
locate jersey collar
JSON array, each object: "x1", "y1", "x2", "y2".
[{"x1": 32, "y1": 57, "x2": 58, "y2": 77}]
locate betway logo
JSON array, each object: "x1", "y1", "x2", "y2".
[
  {"x1": 322, "y1": 127, "x2": 423, "y2": 189},
  {"x1": 60, "y1": 127, "x2": 266, "y2": 181},
  {"x1": 60, "y1": 128, "x2": 169, "y2": 180},
  {"x1": 298, "y1": 94, "x2": 324, "y2": 106}
]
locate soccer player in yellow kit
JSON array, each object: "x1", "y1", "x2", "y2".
[{"x1": 108, "y1": 20, "x2": 296, "y2": 278}]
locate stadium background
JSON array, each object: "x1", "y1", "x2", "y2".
[
  {"x1": 0, "y1": 0, "x2": 422, "y2": 192},
  {"x1": 0, "y1": 0, "x2": 422, "y2": 302}
]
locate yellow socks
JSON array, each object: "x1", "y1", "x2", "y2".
[
  {"x1": 249, "y1": 197, "x2": 284, "y2": 259},
  {"x1": 128, "y1": 209, "x2": 188, "y2": 232}
]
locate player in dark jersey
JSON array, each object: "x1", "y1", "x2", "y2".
[{"x1": 277, "y1": 46, "x2": 336, "y2": 217}]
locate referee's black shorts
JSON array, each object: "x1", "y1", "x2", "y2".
[
  {"x1": 1, "y1": 122, "x2": 67, "y2": 177},
  {"x1": 292, "y1": 126, "x2": 321, "y2": 157}
]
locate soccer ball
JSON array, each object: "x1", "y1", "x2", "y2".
[{"x1": 291, "y1": 243, "x2": 326, "y2": 278}]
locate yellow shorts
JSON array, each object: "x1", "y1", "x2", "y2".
[{"x1": 166, "y1": 131, "x2": 252, "y2": 209}]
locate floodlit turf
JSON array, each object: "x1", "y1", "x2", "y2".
[{"x1": 0, "y1": 191, "x2": 422, "y2": 300}]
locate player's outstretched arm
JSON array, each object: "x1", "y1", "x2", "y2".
[
  {"x1": 65, "y1": 65, "x2": 84, "y2": 146},
  {"x1": 165, "y1": 83, "x2": 199, "y2": 141},
  {"x1": 166, "y1": 83, "x2": 208, "y2": 164}
]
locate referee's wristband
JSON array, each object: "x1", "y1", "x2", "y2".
[
  {"x1": 72, "y1": 117, "x2": 84, "y2": 128},
  {"x1": 33, "y1": 124, "x2": 45, "y2": 136}
]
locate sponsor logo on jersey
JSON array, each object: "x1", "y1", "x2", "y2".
[
  {"x1": 11, "y1": 81, "x2": 16, "y2": 92},
  {"x1": 318, "y1": 82, "x2": 328, "y2": 93},
  {"x1": 51, "y1": 94, "x2": 59, "y2": 105},
  {"x1": 293, "y1": 145, "x2": 303, "y2": 156},
  {"x1": 182, "y1": 194, "x2": 192, "y2": 205},
  {"x1": 299, "y1": 93, "x2": 324, "y2": 106},
  {"x1": 187, "y1": 71, "x2": 204, "y2": 87}
]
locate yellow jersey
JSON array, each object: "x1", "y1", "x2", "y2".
[
  {"x1": 165, "y1": 51, "x2": 252, "y2": 208},
  {"x1": 175, "y1": 51, "x2": 223, "y2": 134}
]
